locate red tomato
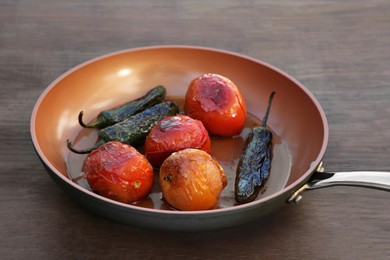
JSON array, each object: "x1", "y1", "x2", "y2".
[
  {"x1": 144, "y1": 114, "x2": 211, "y2": 167},
  {"x1": 184, "y1": 73, "x2": 247, "y2": 137},
  {"x1": 83, "y1": 141, "x2": 154, "y2": 204}
]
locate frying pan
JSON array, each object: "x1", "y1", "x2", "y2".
[{"x1": 30, "y1": 46, "x2": 390, "y2": 231}]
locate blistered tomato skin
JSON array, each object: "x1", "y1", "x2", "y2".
[
  {"x1": 144, "y1": 114, "x2": 211, "y2": 167},
  {"x1": 83, "y1": 141, "x2": 154, "y2": 204},
  {"x1": 159, "y1": 148, "x2": 227, "y2": 211},
  {"x1": 184, "y1": 73, "x2": 247, "y2": 137}
]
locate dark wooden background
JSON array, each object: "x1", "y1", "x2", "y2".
[{"x1": 1, "y1": 1, "x2": 389, "y2": 259}]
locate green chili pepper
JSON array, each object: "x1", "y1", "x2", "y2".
[
  {"x1": 78, "y1": 85, "x2": 167, "y2": 129},
  {"x1": 67, "y1": 101, "x2": 179, "y2": 154},
  {"x1": 235, "y1": 91, "x2": 275, "y2": 204}
]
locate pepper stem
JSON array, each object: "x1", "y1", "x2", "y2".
[
  {"x1": 261, "y1": 91, "x2": 276, "y2": 127},
  {"x1": 78, "y1": 111, "x2": 104, "y2": 129},
  {"x1": 66, "y1": 139, "x2": 106, "y2": 154}
]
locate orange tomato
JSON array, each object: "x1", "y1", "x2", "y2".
[
  {"x1": 144, "y1": 114, "x2": 211, "y2": 167},
  {"x1": 184, "y1": 73, "x2": 247, "y2": 137},
  {"x1": 83, "y1": 141, "x2": 154, "y2": 204},
  {"x1": 159, "y1": 148, "x2": 227, "y2": 211}
]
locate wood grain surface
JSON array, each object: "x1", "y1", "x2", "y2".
[{"x1": 1, "y1": 0, "x2": 389, "y2": 259}]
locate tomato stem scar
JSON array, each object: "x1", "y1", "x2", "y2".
[
  {"x1": 132, "y1": 180, "x2": 141, "y2": 188},
  {"x1": 164, "y1": 174, "x2": 173, "y2": 182}
]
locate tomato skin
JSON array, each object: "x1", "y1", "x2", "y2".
[
  {"x1": 144, "y1": 114, "x2": 211, "y2": 167},
  {"x1": 83, "y1": 141, "x2": 154, "y2": 204},
  {"x1": 184, "y1": 73, "x2": 247, "y2": 137},
  {"x1": 159, "y1": 148, "x2": 227, "y2": 211}
]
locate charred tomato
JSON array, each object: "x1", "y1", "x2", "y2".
[
  {"x1": 144, "y1": 114, "x2": 211, "y2": 167},
  {"x1": 83, "y1": 141, "x2": 154, "y2": 204},
  {"x1": 159, "y1": 148, "x2": 227, "y2": 211},
  {"x1": 184, "y1": 73, "x2": 247, "y2": 137}
]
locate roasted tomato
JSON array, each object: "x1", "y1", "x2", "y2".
[
  {"x1": 83, "y1": 141, "x2": 154, "y2": 204},
  {"x1": 159, "y1": 148, "x2": 227, "y2": 211},
  {"x1": 144, "y1": 114, "x2": 211, "y2": 167},
  {"x1": 184, "y1": 73, "x2": 247, "y2": 137}
]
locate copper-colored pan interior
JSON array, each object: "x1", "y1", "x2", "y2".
[{"x1": 32, "y1": 46, "x2": 328, "y2": 209}]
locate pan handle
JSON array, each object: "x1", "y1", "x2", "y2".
[{"x1": 287, "y1": 170, "x2": 390, "y2": 204}]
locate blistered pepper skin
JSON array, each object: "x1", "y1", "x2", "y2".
[
  {"x1": 67, "y1": 101, "x2": 179, "y2": 154},
  {"x1": 234, "y1": 92, "x2": 275, "y2": 204},
  {"x1": 100, "y1": 101, "x2": 179, "y2": 145},
  {"x1": 79, "y1": 85, "x2": 167, "y2": 129},
  {"x1": 235, "y1": 128, "x2": 272, "y2": 203}
]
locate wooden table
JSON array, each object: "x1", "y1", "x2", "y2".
[{"x1": 1, "y1": 1, "x2": 389, "y2": 259}]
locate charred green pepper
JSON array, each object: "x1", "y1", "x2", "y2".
[
  {"x1": 235, "y1": 91, "x2": 275, "y2": 204},
  {"x1": 78, "y1": 85, "x2": 166, "y2": 129},
  {"x1": 67, "y1": 101, "x2": 179, "y2": 154}
]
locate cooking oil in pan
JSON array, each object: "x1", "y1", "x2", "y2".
[
  {"x1": 65, "y1": 100, "x2": 292, "y2": 209},
  {"x1": 212, "y1": 112, "x2": 292, "y2": 208}
]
